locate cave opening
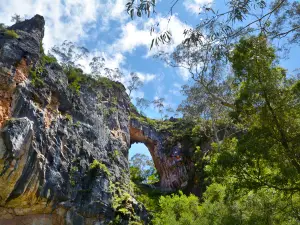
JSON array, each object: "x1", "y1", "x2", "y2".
[{"x1": 129, "y1": 143, "x2": 160, "y2": 185}]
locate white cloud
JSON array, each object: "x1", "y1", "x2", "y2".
[
  {"x1": 77, "y1": 51, "x2": 126, "y2": 74},
  {"x1": 177, "y1": 67, "x2": 191, "y2": 81},
  {"x1": 131, "y1": 90, "x2": 145, "y2": 99},
  {"x1": 136, "y1": 72, "x2": 156, "y2": 83},
  {"x1": 183, "y1": 0, "x2": 213, "y2": 14},
  {"x1": 173, "y1": 83, "x2": 182, "y2": 89},
  {"x1": 108, "y1": 21, "x2": 151, "y2": 53},
  {"x1": 0, "y1": 0, "x2": 131, "y2": 51},
  {"x1": 0, "y1": 0, "x2": 101, "y2": 50},
  {"x1": 109, "y1": 15, "x2": 191, "y2": 56},
  {"x1": 169, "y1": 83, "x2": 182, "y2": 96}
]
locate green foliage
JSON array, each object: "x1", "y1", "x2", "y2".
[
  {"x1": 97, "y1": 77, "x2": 114, "y2": 88},
  {"x1": 198, "y1": 36, "x2": 300, "y2": 224},
  {"x1": 112, "y1": 149, "x2": 120, "y2": 160},
  {"x1": 70, "y1": 166, "x2": 78, "y2": 187},
  {"x1": 71, "y1": 121, "x2": 81, "y2": 127},
  {"x1": 131, "y1": 182, "x2": 164, "y2": 212},
  {"x1": 40, "y1": 42, "x2": 57, "y2": 65},
  {"x1": 40, "y1": 41, "x2": 45, "y2": 55},
  {"x1": 153, "y1": 191, "x2": 202, "y2": 225},
  {"x1": 65, "y1": 113, "x2": 72, "y2": 122},
  {"x1": 64, "y1": 66, "x2": 86, "y2": 94},
  {"x1": 29, "y1": 44, "x2": 57, "y2": 87},
  {"x1": 126, "y1": 0, "x2": 156, "y2": 19},
  {"x1": 111, "y1": 96, "x2": 118, "y2": 105},
  {"x1": 109, "y1": 107, "x2": 117, "y2": 114},
  {"x1": 217, "y1": 36, "x2": 300, "y2": 192},
  {"x1": 89, "y1": 159, "x2": 111, "y2": 177},
  {"x1": 130, "y1": 102, "x2": 139, "y2": 113},
  {"x1": 130, "y1": 153, "x2": 159, "y2": 184},
  {"x1": 152, "y1": 186, "x2": 300, "y2": 224},
  {"x1": 148, "y1": 36, "x2": 300, "y2": 225},
  {"x1": 198, "y1": 183, "x2": 300, "y2": 225},
  {"x1": 42, "y1": 54, "x2": 57, "y2": 65},
  {"x1": 102, "y1": 108, "x2": 110, "y2": 119},
  {"x1": 29, "y1": 67, "x2": 44, "y2": 87},
  {"x1": 4, "y1": 29, "x2": 19, "y2": 39},
  {"x1": 111, "y1": 192, "x2": 144, "y2": 225},
  {"x1": 130, "y1": 166, "x2": 144, "y2": 183},
  {"x1": 95, "y1": 76, "x2": 124, "y2": 90}
]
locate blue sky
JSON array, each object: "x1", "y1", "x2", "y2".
[{"x1": 0, "y1": 0, "x2": 298, "y2": 159}]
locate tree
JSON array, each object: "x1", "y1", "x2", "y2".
[
  {"x1": 104, "y1": 67, "x2": 123, "y2": 81},
  {"x1": 128, "y1": 0, "x2": 299, "y2": 48},
  {"x1": 128, "y1": 72, "x2": 143, "y2": 98},
  {"x1": 152, "y1": 36, "x2": 300, "y2": 225},
  {"x1": 165, "y1": 105, "x2": 174, "y2": 117},
  {"x1": 136, "y1": 97, "x2": 151, "y2": 115},
  {"x1": 203, "y1": 37, "x2": 300, "y2": 221},
  {"x1": 153, "y1": 191, "x2": 203, "y2": 225},
  {"x1": 126, "y1": 0, "x2": 156, "y2": 19},
  {"x1": 11, "y1": 14, "x2": 22, "y2": 23},
  {"x1": 130, "y1": 153, "x2": 158, "y2": 184},
  {"x1": 127, "y1": 0, "x2": 300, "y2": 111},
  {"x1": 152, "y1": 98, "x2": 165, "y2": 119},
  {"x1": 129, "y1": 166, "x2": 144, "y2": 183},
  {"x1": 51, "y1": 40, "x2": 89, "y2": 68},
  {"x1": 89, "y1": 56, "x2": 105, "y2": 76}
]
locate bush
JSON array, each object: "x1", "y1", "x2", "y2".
[
  {"x1": 130, "y1": 166, "x2": 144, "y2": 183},
  {"x1": 112, "y1": 149, "x2": 120, "y2": 160},
  {"x1": 152, "y1": 191, "x2": 202, "y2": 225},
  {"x1": 42, "y1": 54, "x2": 57, "y2": 65},
  {"x1": 89, "y1": 159, "x2": 111, "y2": 177},
  {"x1": 65, "y1": 114, "x2": 72, "y2": 122},
  {"x1": 96, "y1": 77, "x2": 124, "y2": 90},
  {"x1": 30, "y1": 68, "x2": 44, "y2": 87},
  {"x1": 131, "y1": 182, "x2": 164, "y2": 212},
  {"x1": 65, "y1": 66, "x2": 86, "y2": 94},
  {"x1": 4, "y1": 29, "x2": 19, "y2": 39}
]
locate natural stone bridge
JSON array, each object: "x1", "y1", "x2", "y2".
[{"x1": 130, "y1": 118, "x2": 190, "y2": 190}]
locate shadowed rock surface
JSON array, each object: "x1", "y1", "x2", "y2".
[{"x1": 0, "y1": 15, "x2": 200, "y2": 225}]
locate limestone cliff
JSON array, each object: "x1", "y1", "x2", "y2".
[{"x1": 0, "y1": 15, "x2": 199, "y2": 225}]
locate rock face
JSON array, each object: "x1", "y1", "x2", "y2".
[{"x1": 0, "y1": 15, "x2": 195, "y2": 225}]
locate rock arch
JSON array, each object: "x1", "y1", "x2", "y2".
[{"x1": 130, "y1": 118, "x2": 190, "y2": 190}]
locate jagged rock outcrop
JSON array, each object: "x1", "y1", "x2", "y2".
[{"x1": 0, "y1": 15, "x2": 197, "y2": 225}]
